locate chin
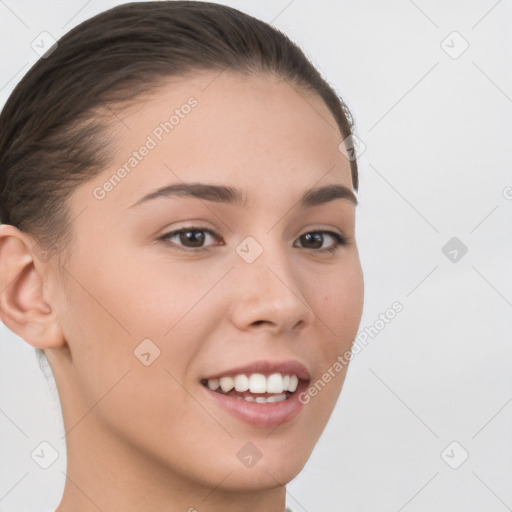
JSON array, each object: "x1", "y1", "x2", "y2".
[{"x1": 213, "y1": 454, "x2": 309, "y2": 491}]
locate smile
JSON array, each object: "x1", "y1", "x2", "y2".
[
  {"x1": 201, "y1": 372, "x2": 299, "y2": 403},
  {"x1": 200, "y1": 361, "x2": 311, "y2": 428}
]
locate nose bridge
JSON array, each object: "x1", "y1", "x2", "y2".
[{"x1": 230, "y1": 234, "x2": 313, "y2": 331}]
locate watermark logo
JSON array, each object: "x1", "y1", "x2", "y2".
[
  {"x1": 31, "y1": 234, "x2": 58, "y2": 263},
  {"x1": 31, "y1": 31, "x2": 58, "y2": 58},
  {"x1": 31, "y1": 441, "x2": 59, "y2": 469},
  {"x1": 237, "y1": 442, "x2": 262, "y2": 468},
  {"x1": 441, "y1": 31, "x2": 469, "y2": 59},
  {"x1": 133, "y1": 338, "x2": 161, "y2": 366},
  {"x1": 235, "y1": 236, "x2": 263, "y2": 264},
  {"x1": 339, "y1": 134, "x2": 366, "y2": 161},
  {"x1": 441, "y1": 441, "x2": 469, "y2": 469},
  {"x1": 442, "y1": 237, "x2": 468, "y2": 263}
]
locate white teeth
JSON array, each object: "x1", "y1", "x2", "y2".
[
  {"x1": 267, "y1": 373, "x2": 284, "y2": 393},
  {"x1": 234, "y1": 374, "x2": 249, "y2": 392},
  {"x1": 249, "y1": 373, "x2": 267, "y2": 393},
  {"x1": 207, "y1": 378, "x2": 219, "y2": 390},
  {"x1": 219, "y1": 376, "x2": 234, "y2": 393},
  {"x1": 265, "y1": 393, "x2": 287, "y2": 403},
  {"x1": 205, "y1": 372, "x2": 301, "y2": 395},
  {"x1": 251, "y1": 393, "x2": 288, "y2": 404},
  {"x1": 235, "y1": 393, "x2": 288, "y2": 403},
  {"x1": 288, "y1": 375, "x2": 298, "y2": 392}
]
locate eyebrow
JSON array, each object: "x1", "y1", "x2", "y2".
[{"x1": 128, "y1": 182, "x2": 358, "y2": 209}]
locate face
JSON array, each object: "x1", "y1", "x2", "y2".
[{"x1": 45, "y1": 71, "x2": 364, "y2": 492}]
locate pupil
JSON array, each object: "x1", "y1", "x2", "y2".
[
  {"x1": 302, "y1": 232, "x2": 322, "y2": 248},
  {"x1": 180, "y1": 230, "x2": 205, "y2": 247}
]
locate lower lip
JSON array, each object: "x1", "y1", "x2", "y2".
[{"x1": 201, "y1": 380, "x2": 309, "y2": 428}]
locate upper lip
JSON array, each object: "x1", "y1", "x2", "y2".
[{"x1": 202, "y1": 360, "x2": 311, "y2": 381}]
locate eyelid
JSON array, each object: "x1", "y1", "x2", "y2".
[
  {"x1": 158, "y1": 224, "x2": 349, "y2": 254},
  {"x1": 159, "y1": 226, "x2": 223, "y2": 252},
  {"x1": 294, "y1": 229, "x2": 348, "y2": 251},
  {"x1": 296, "y1": 222, "x2": 348, "y2": 241}
]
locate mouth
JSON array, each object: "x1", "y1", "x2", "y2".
[
  {"x1": 200, "y1": 372, "x2": 301, "y2": 403},
  {"x1": 199, "y1": 361, "x2": 311, "y2": 428}
]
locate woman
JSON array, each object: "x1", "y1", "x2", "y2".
[{"x1": 0, "y1": 2, "x2": 364, "y2": 511}]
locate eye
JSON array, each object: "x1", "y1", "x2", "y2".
[
  {"x1": 159, "y1": 227, "x2": 348, "y2": 254},
  {"x1": 159, "y1": 226, "x2": 223, "y2": 252},
  {"x1": 293, "y1": 230, "x2": 347, "y2": 253}
]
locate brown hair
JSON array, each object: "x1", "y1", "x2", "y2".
[{"x1": 0, "y1": 1, "x2": 358, "y2": 366}]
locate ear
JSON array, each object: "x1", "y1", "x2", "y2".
[{"x1": 0, "y1": 224, "x2": 65, "y2": 349}]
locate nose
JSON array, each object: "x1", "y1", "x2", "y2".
[{"x1": 228, "y1": 243, "x2": 315, "y2": 335}]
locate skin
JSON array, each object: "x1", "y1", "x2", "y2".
[{"x1": 0, "y1": 71, "x2": 364, "y2": 512}]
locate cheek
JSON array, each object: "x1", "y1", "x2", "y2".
[
  {"x1": 300, "y1": 256, "x2": 363, "y2": 415},
  {"x1": 307, "y1": 258, "x2": 364, "y2": 344},
  {"x1": 83, "y1": 249, "x2": 219, "y2": 336},
  {"x1": 300, "y1": 267, "x2": 363, "y2": 430},
  {"x1": 97, "y1": 253, "x2": 232, "y2": 380}
]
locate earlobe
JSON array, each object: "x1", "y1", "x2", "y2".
[{"x1": 0, "y1": 224, "x2": 65, "y2": 349}]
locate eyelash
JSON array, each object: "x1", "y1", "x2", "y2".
[{"x1": 159, "y1": 226, "x2": 348, "y2": 254}]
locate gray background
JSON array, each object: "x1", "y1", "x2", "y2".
[{"x1": 0, "y1": 1, "x2": 511, "y2": 511}]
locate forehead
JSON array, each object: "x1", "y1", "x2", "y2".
[{"x1": 80, "y1": 71, "x2": 353, "y2": 214}]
